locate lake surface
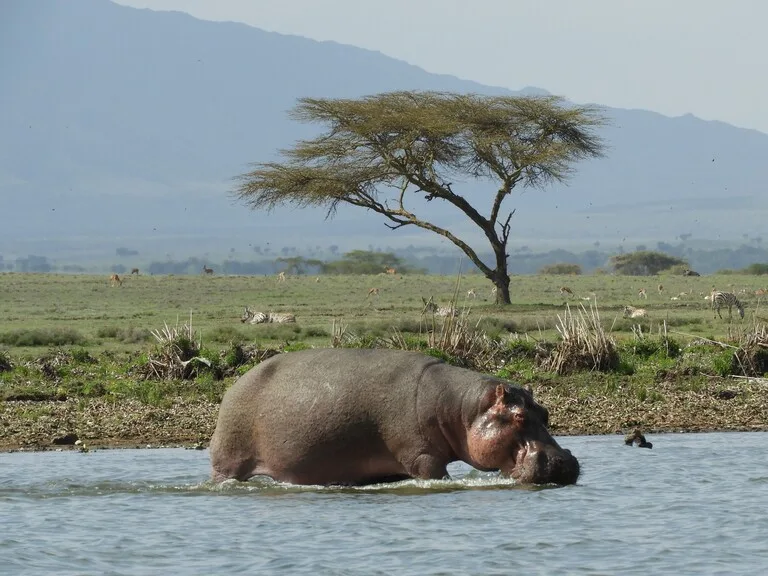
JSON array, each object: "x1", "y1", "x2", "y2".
[{"x1": 1, "y1": 432, "x2": 767, "y2": 575}]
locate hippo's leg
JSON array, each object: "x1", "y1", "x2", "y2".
[{"x1": 406, "y1": 454, "x2": 450, "y2": 480}]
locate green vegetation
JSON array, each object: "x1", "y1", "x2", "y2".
[
  {"x1": 610, "y1": 250, "x2": 688, "y2": 276},
  {"x1": 539, "y1": 263, "x2": 582, "y2": 275},
  {"x1": 1, "y1": 271, "x2": 767, "y2": 449},
  {"x1": 235, "y1": 90, "x2": 606, "y2": 304}
]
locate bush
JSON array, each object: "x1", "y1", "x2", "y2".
[
  {"x1": 96, "y1": 326, "x2": 152, "y2": 344},
  {"x1": 538, "y1": 263, "x2": 582, "y2": 275},
  {"x1": 610, "y1": 251, "x2": 688, "y2": 276},
  {"x1": 0, "y1": 328, "x2": 86, "y2": 347},
  {"x1": 621, "y1": 336, "x2": 681, "y2": 359},
  {"x1": 742, "y1": 263, "x2": 768, "y2": 275},
  {"x1": 542, "y1": 303, "x2": 619, "y2": 375}
]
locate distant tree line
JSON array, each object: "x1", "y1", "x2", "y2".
[{"x1": 3, "y1": 244, "x2": 768, "y2": 276}]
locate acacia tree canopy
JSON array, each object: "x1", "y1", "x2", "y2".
[{"x1": 235, "y1": 91, "x2": 606, "y2": 303}]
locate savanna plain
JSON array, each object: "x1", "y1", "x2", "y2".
[{"x1": 1, "y1": 271, "x2": 767, "y2": 452}]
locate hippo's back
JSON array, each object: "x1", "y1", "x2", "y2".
[{"x1": 209, "y1": 348, "x2": 442, "y2": 483}]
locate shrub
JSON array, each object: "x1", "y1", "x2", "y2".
[
  {"x1": 621, "y1": 336, "x2": 681, "y2": 359},
  {"x1": 96, "y1": 326, "x2": 151, "y2": 344},
  {"x1": 742, "y1": 263, "x2": 768, "y2": 275},
  {"x1": 0, "y1": 328, "x2": 86, "y2": 347},
  {"x1": 538, "y1": 263, "x2": 582, "y2": 275},
  {"x1": 542, "y1": 303, "x2": 619, "y2": 374}
]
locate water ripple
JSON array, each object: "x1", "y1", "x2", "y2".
[{"x1": 1, "y1": 434, "x2": 768, "y2": 575}]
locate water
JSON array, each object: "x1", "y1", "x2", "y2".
[{"x1": 1, "y1": 433, "x2": 767, "y2": 575}]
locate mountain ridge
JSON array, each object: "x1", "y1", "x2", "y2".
[{"x1": 2, "y1": 0, "x2": 766, "y2": 264}]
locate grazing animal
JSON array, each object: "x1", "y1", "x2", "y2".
[
  {"x1": 385, "y1": 267, "x2": 397, "y2": 275},
  {"x1": 490, "y1": 286, "x2": 498, "y2": 298},
  {"x1": 623, "y1": 305, "x2": 647, "y2": 319},
  {"x1": 209, "y1": 348, "x2": 580, "y2": 486},
  {"x1": 637, "y1": 288, "x2": 647, "y2": 299},
  {"x1": 466, "y1": 288, "x2": 477, "y2": 299},
  {"x1": 241, "y1": 307, "x2": 296, "y2": 324},
  {"x1": 130, "y1": 268, "x2": 140, "y2": 276},
  {"x1": 683, "y1": 269, "x2": 701, "y2": 277},
  {"x1": 109, "y1": 273, "x2": 123, "y2": 287},
  {"x1": 367, "y1": 287, "x2": 380, "y2": 298},
  {"x1": 657, "y1": 284, "x2": 664, "y2": 295},
  {"x1": 315, "y1": 277, "x2": 320, "y2": 283},
  {"x1": 202, "y1": 265, "x2": 214, "y2": 275},
  {"x1": 421, "y1": 296, "x2": 458, "y2": 318},
  {"x1": 711, "y1": 291, "x2": 744, "y2": 320},
  {"x1": 560, "y1": 286, "x2": 574, "y2": 297},
  {"x1": 755, "y1": 288, "x2": 767, "y2": 296},
  {"x1": 277, "y1": 271, "x2": 286, "y2": 282}
]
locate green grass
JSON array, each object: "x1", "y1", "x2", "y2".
[{"x1": 1, "y1": 271, "x2": 766, "y2": 357}]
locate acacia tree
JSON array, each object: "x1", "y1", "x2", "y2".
[{"x1": 235, "y1": 91, "x2": 605, "y2": 303}]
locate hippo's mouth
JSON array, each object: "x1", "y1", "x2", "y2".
[{"x1": 505, "y1": 443, "x2": 580, "y2": 486}]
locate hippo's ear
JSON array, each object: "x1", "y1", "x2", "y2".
[
  {"x1": 495, "y1": 384, "x2": 505, "y2": 402},
  {"x1": 526, "y1": 384, "x2": 533, "y2": 399}
]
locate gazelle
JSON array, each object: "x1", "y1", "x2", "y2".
[
  {"x1": 466, "y1": 288, "x2": 477, "y2": 299},
  {"x1": 131, "y1": 268, "x2": 140, "y2": 276},
  {"x1": 367, "y1": 287, "x2": 380, "y2": 298},
  {"x1": 560, "y1": 286, "x2": 574, "y2": 297},
  {"x1": 202, "y1": 265, "x2": 214, "y2": 275},
  {"x1": 277, "y1": 271, "x2": 286, "y2": 282},
  {"x1": 385, "y1": 267, "x2": 396, "y2": 275},
  {"x1": 638, "y1": 288, "x2": 647, "y2": 299},
  {"x1": 109, "y1": 273, "x2": 123, "y2": 287}
]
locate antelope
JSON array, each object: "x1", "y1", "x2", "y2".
[
  {"x1": 277, "y1": 271, "x2": 286, "y2": 282},
  {"x1": 385, "y1": 267, "x2": 396, "y2": 275},
  {"x1": 466, "y1": 288, "x2": 477, "y2": 299},
  {"x1": 315, "y1": 277, "x2": 320, "y2": 283},
  {"x1": 109, "y1": 273, "x2": 123, "y2": 287},
  {"x1": 623, "y1": 305, "x2": 647, "y2": 319},
  {"x1": 560, "y1": 286, "x2": 574, "y2": 297},
  {"x1": 638, "y1": 288, "x2": 648, "y2": 299},
  {"x1": 490, "y1": 286, "x2": 498, "y2": 298},
  {"x1": 367, "y1": 287, "x2": 380, "y2": 298},
  {"x1": 202, "y1": 265, "x2": 214, "y2": 275},
  {"x1": 657, "y1": 284, "x2": 664, "y2": 295},
  {"x1": 755, "y1": 288, "x2": 767, "y2": 296},
  {"x1": 130, "y1": 268, "x2": 140, "y2": 276}
]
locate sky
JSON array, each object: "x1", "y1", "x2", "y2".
[{"x1": 113, "y1": 0, "x2": 768, "y2": 135}]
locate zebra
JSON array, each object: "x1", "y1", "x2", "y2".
[
  {"x1": 421, "y1": 297, "x2": 458, "y2": 318},
  {"x1": 623, "y1": 305, "x2": 647, "y2": 319},
  {"x1": 241, "y1": 307, "x2": 296, "y2": 324},
  {"x1": 711, "y1": 291, "x2": 744, "y2": 320}
]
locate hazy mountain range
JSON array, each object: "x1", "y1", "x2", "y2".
[{"x1": 2, "y1": 0, "x2": 767, "y2": 266}]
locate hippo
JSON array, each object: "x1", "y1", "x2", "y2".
[{"x1": 209, "y1": 348, "x2": 580, "y2": 486}]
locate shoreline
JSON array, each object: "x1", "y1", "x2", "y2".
[{"x1": 3, "y1": 375, "x2": 767, "y2": 453}]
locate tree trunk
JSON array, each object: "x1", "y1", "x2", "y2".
[{"x1": 491, "y1": 244, "x2": 511, "y2": 305}]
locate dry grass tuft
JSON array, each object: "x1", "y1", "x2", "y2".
[
  {"x1": 732, "y1": 321, "x2": 768, "y2": 377},
  {"x1": 543, "y1": 302, "x2": 619, "y2": 375},
  {"x1": 141, "y1": 316, "x2": 211, "y2": 380}
]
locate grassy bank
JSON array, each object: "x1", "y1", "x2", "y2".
[{"x1": 1, "y1": 272, "x2": 767, "y2": 451}]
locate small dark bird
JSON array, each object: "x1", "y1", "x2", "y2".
[{"x1": 624, "y1": 429, "x2": 653, "y2": 449}]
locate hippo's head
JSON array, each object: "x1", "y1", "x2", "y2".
[{"x1": 466, "y1": 383, "x2": 579, "y2": 485}]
